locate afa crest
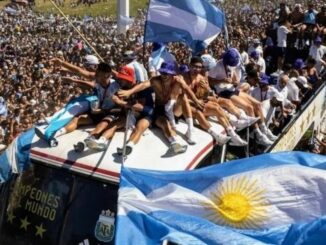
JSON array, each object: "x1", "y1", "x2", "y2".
[{"x1": 94, "y1": 210, "x2": 115, "y2": 243}]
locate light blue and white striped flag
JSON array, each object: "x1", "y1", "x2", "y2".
[
  {"x1": 144, "y1": 0, "x2": 225, "y2": 53},
  {"x1": 116, "y1": 152, "x2": 326, "y2": 245},
  {"x1": 0, "y1": 128, "x2": 35, "y2": 183}
]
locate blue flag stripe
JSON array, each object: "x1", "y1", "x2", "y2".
[
  {"x1": 154, "y1": 0, "x2": 224, "y2": 27},
  {"x1": 119, "y1": 151, "x2": 326, "y2": 194}
]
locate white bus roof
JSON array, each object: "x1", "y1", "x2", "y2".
[{"x1": 30, "y1": 121, "x2": 224, "y2": 183}]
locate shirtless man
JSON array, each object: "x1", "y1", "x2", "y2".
[
  {"x1": 183, "y1": 57, "x2": 247, "y2": 146},
  {"x1": 118, "y1": 62, "x2": 204, "y2": 155}
]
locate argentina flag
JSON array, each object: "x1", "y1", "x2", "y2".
[
  {"x1": 0, "y1": 128, "x2": 35, "y2": 183},
  {"x1": 116, "y1": 152, "x2": 326, "y2": 245},
  {"x1": 144, "y1": 0, "x2": 224, "y2": 53}
]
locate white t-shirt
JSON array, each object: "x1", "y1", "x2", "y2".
[
  {"x1": 250, "y1": 86, "x2": 279, "y2": 102},
  {"x1": 287, "y1": 77, "x2": 300, "y2": 102},
  {"x1": 309, "y1": 44, "x2": 326, "y2": 72},
  {"x1": 256, "y1": 57, "x2": 266, "y2": 74},
  {"x1": 277, "y1": 25, "x2": 291, "y2": 48},
  {"x1": 208, "y1": 60, "x2": 242, "y2": 93},
  {"x1": 240, "y1": 51, "x2": 249, "y2": 65}
]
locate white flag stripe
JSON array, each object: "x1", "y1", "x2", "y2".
[
  {"x1": 148, "y1": 1, "x2": 221, "y2": 41},
  {"x1": 119, "y1": 165, "x2": 326, "y2": 229}
]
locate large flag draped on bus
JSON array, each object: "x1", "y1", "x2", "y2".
[
  {"x1": 144, "y1": 0, "x2": 225, "y2": 54},
  {"x1": 0, "y1": 129, "x2": 35, "y2": 183},
  {"x1": 116, "y1": 152, "x2": 326, "y2": 245}
]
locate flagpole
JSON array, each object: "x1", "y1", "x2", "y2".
[{"x1": 48, "y1": 0, "x2": 104, "y2": 62}]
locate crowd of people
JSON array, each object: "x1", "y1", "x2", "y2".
[{"x1": 0, "y1": 1, "x2": 325, "y2": 155}]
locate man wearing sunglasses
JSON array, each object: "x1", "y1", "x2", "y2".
[{"x1": 118, "y1": 62, "x2": 204, "y2": 155}]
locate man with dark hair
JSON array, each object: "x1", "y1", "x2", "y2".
[
  {"x1": 35, "y1": 62, "x2": 118, "y2": 147},
  {"x1": 118, "y1": 62, "x2": 204, "y2": 155}
]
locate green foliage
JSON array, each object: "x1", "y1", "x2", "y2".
[{"x1": 1, "y1": 0, "x2": 149, "y2": 17}]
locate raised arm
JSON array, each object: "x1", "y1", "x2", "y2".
[
  {"x1": 62, "y1": 76, "x2": 96, "y2": 88},
  {"x1": 51, "y1": 58, "x2": 95, "y2": 79},
  {"x1": 117, "y1": 80, "x2": 151, "y2": 99}
]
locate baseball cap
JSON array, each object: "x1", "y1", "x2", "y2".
[
  {"x1": 293, "y1": 59, "x2": 305, "y2": 70},
  {"x1": 116, "y1": 66, "x2": 135, "y2": 84},
  {"x1": 158, "y1": 62, "x2": 177, "y2": 75},
  {"x1": 123, "y1": 50, "x2": 137, "y2": 60},
  {"x1": 250, "y1": 50, "x2": 260, "y2": 59},
  {"x1": 84, "y1": 55, "x2": 99, "y2": 65},
  {"x1": 222, "y1": 48, "x2": 240, "y2": 67}
]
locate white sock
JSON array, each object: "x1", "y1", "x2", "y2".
[
  {"x1": 239, "y1": 110, "x2": 248, "y2": 120},
  {"x1": 185, "y1": 118, "x2": 194, "y2": 131},
  {"x1": 260, "y1": 123, "x2": 268, "y2": 134},
  {"x1": 54, "y1": 127, "x2": 67, "y2": 138},
  {"x1": 127, "y1": 141, "x2": 135, "y2": 147},
  {"x1": 168, "y1": 136, "x2": 177, "y2": 145},
  {"x1": 99, "y1": 136, "x2": 108, "y2": 144}
]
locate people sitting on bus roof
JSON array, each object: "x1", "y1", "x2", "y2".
[
  {"x1": 84, "y1": 66, "x2": 137, "y2": 151},
  {"x1": 118, "y1": 61, "x2": 205, "y2": 155},
  {"x1": 34, "y1": 62, "x2": 114, "y2": 146},
  {"x1": 182, "y1": 56, "x2": 249, "y2": 146},
  {"x1": 208, "y1": 48, "x2": 277, "y2": 146}
]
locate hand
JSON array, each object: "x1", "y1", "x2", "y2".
[
  {"x1": 199, "y1": 79, "x2": 210, "y2": 90},
  {"x1": 117, "y1": 89, "x2": 132, "y2": 99},
  {"x1": 224, "y1": 77, "x2": 232, "y2": 83},
  {"x1": 195, "y1": 100, "x2": 205, "y2": 110},
  {"x1": 50, "y1": 57, "x2": 62, "y2": 66}
]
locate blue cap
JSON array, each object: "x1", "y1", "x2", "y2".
[
  {"x1": 179, "y1": 64, "x2": 189, "y2": 74},
  {"x1": 293, "y1": 59, "x2": 305, "y2": 69},
  {"x1": 314, "y1": 36, "x2": 322, "y2": 44},
  {"x1": 250, "y1": 50, "x2": 259, "y2": 59},
  {"x1": 223, "y1": 48, "x2": 240, "y2": 67},
  {"x1": 259, "y1": 74, "x2": 270, "y2": 85},
  {"x1": 158, "y1": 62, "x2": 177, "y2": 75}
]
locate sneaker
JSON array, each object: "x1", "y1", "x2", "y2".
[
  {"x1": 229, "y1": 133, "x2": 247, "y2": 146},
  {"x1": 215, "y1": 134, "x2": 231, "y2": 145},
  {"x1": 117, "y1": 145, "x2": 133, "y2": 156},
  {"x1": 185, "y1": 130, "x2": 196, "y2": 145},
  {"x1": 94, "y1": 137, "x2": 108, "y2": 151},
  {"x1": 233, "y1": 119, "x2": 250, "y2": 131},
  {"x1": 171, "y1": 143, "x2": 187, "y2": 155},
  {"x1": 256, "y1": 134, "x2": 273, "y2": 146},
  {"x1": 265, "y1": 129, "x2": 278, "y2": 141},
  {"x1": 245, "y1": 116, "x2": 260, "y2": 126},
  {"x1": 49, "y1": 138, "x2": 58, "y2": 147},
  {"x1": 74, "y1": 141, "x2": 85, "y2": 152},
  {"x1": 84, "y1": 135, "x2": 97, "y2": 149}
]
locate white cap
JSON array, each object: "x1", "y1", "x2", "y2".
[
  {"x1": 84, "y1": 55, "x2": 99, "y2": 65},
  {"x1": 297, "y1": 76, "x2": 309, "y2": 88},
  {"x1": 57, "y1": 50, "x2": 63, "y2": 56}
]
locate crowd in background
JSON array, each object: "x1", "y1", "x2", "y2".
[{"x1": 0, "y1": 0, "x2": 325, "y2": 153}]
